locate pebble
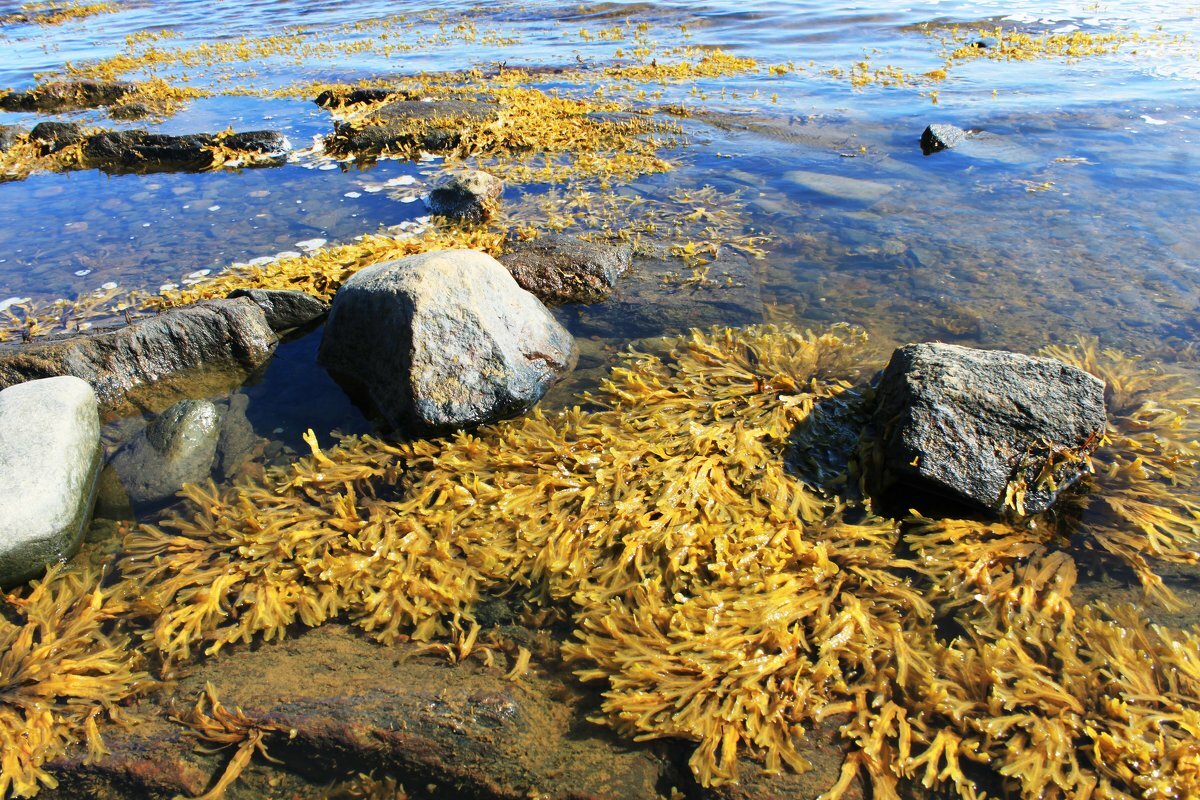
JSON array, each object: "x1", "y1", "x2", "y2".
[
  {"x1": 343, "y1": 191, "x2": 362, "y2": 198},
  {"x1": 275, "y1": 250, "x2": 303, "y2": 260},
  {"x1": 100, "y1": 282, "x2": 118, "y2": 291},
  {"x1": 74, "y1": 269, "x2": 92, "y2": 277},
  {"x1": 208, "y1": 205, "x2": 221, "y2": 211},
  {"x1": 247, "y1": 256, "x2": 277, "y2": 267},
  {"x1": 0, "y1": 297, "x2": 31, "y2": 312},
  {"x1": 186, "y1": 269, "x2": 211, "y2": 279},
  {"x1": 295, "y1": 238, "x2": 327, "y2": 251}
]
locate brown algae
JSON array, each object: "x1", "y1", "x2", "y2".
[{"x1": 97, "y1": 324, "x2": 1200, "y2": 797}]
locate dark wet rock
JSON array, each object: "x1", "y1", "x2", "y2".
[
  {"x1": 871, "y1": 342, "x2": 1107, "y2": 515},
  {"x1": 226, "y1": 288, "x2": 328, "y2": 333},
  {"x1": 972, "y1": 37, "x2": 999, "y2": 49},
  {"x1": 0, "y1": 298, "x2": 278, "y2": 413},
  {"x1": 319, "y1": 249, "x2": 576, "y2": 433},
  {"x1": 498, "y1": 234, "x2": 632, "y2": 304},
  {"x1": 110, "y1": 399, "x2": 221, "y2": 505},
  {"x1": 48, "y1": 625, "x2": 667, "y2": 800},
  {"x1": 332, "y1": 99, "x2": 499, "y2": 154},
  {"x1": 81, "y1": 129, "x2": 286, "y2": 172},
  {"x1": 574, "y1": 241, "x2": 763, "y2": 339},
  {"x1": 315, "y1": 87, "x2": 401, "y2": 108},
  {"x1": 427, "y1": 169, "x2": 503, "y2": 223},
  {"x1": 0, "y1": 80, "x2": 133, "y2": 112},
  {"x1": 0, "y1": 124, "x2": 25, "y2": 152},
  {"x1": 0, "y1": 376, "x2": 100, "y2": 586},
  {"x1": 920, "y1": 123, "x2": 968, "y2": 155},
  {"x1": 30, "y1": 121, "x2": 86, "y2": 154}
]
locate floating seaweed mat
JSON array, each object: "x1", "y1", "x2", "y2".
[
  {"x1": 108, "y1": 325, "x2": 1200, "y2": 799},
  {"x1": 0, "y1": 566, "x2": 152, "y2": 798}
]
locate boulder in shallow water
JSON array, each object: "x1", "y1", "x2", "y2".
[
  {"x1": 920, "y1": 123, "x2": 968, "y2": 155},
  {"x1": 0, "y1": 80, "x2": 134, "y2": 112},
  {"x1": 330, "y1": 98, "x2": 499, "y2": 154},
  {"x1": 0, "y1": 376, "x2": 100, "y2": 585},
  {"x1": 318, "y1": 249, "x2": 576, "y2": 433},
  {"x1": 499, "y1": 234, "x2": 632, "y2": 304},
  {"x1": 227, "y1": 288, "x2": 328, "y2": 333},
  {"x1": 0, "y1": 297, "x2": 278, "y2": 412},
  {"x1": 427, "y1": 169, "x2": 503, "y2": 223},
  {"x1": 871, "y1": 342, "x2": 1106, "y2": 515},
  {"x1": 110, "y1": 399, "x2": 222, "y2": 505},
  {"x1": 30, "y1": 121, "x2": 85, "y2": 154},
  {"x1": 82, "y1": 129, "x2": 287, "y2": 173}
]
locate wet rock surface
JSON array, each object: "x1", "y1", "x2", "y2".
[
  {"x1": 0, "y1": 80, "x2": 133, "y2": 112},
  {"x1": 110, "y1": 399, "x2": 222, "y2": 506},
  {"x1": 82, "y1": 129, "x2": 287, "y2": 173},
  {"x1": 226, "y1": 288, "x2": 328, "y2": 333},
  {"x1": 871, "y1": 342, "x2": 1107, "y2": 515},
  {"x1": 427, "y1": 169, "x2": 504, "y2": 223},
  {"x1": 0, "y1": 124, "x2": 25, "y2": 152},
  {"x1": 0, "y1": 376, "x2": 100, "y2": 586},
  {"x1": 30, "y1": 121, "x2": 86, "y2": 154},
  {"x1": 920, "y1": 123, "x2": 968, "y2": 154},
  {"x1": 498, "y1": 234, "x2": 632, "y2": 304},
  {"x1": 319, "y1": 249, "x2": 576, "y2": 433},
  {"x1": 315, "y1": 86, "x2": 402, "y2": 107},
  {"x1": 0, "y1": 297, "x2": 279, "y2": 413},
  {"x1": 331, "y1": 98, "x2": 500, "y2": 154}
]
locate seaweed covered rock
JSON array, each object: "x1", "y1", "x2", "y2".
[
  {"x1": 0, "y1": 80, "x2": 133, "y2": 112},
  {"x1": 110, "y1": 399, "x2": 222, "y2": 506},
  {"x1": 82, "y1": 129, "x2": 287, "y2": 173},
  {"x1": 499, "y1": 234, "x2": 632, "y2": 304},
  {"x1": 920, "y1": 123, "x2": 968, "y2": 155},
  {"x1": 318, "y1": 249, "x2": 576, "y2": 432},
  {"x1": 30, "y1": 121, "x2": 86, "y2": 154},
  {"x1": 0, "y1": 124, "x2": 26, "y2": 152},
  {"x1": 0, "y1": 376, "x2": 100, "y2": 585},
  {"x1": 330, "y1": 98, "x2": 499, "y2": 154},
  {"x1": 871, "y1": 342, "x2": 1106, "y2": 515},
  {"x1": 427, "y1": 169, "x2": 503, "y2": 223},
  {"x1": 0, "y1": 297, "x2": 278, "y2": 412}
]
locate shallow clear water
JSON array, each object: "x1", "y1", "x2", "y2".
[{"x1": 2, "y1": 0, "x2": 1199, "y2": 448}]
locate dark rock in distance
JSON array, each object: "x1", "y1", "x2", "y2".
[
  {"x1": 0, "y1": 297, "x2": 278, "y2": 412},
  {"x1": 30, "y1": 121, "x2": 86, "y2": 154},
  {"x1": 499, "y1": 234, "x2": 632, "y2": 304},
  {"x1": 920, "y1": 123, "x2": 968, "y2": 155},
  {"x1": 227, "y1": 288, "x2": 328, "y2": 333},
  {"x1": 0, "y1": 80, "x2": 133, "y2": 112},
  {"x1": 318, "y1": 249, "x2": 576, "y2": 433},
  {"x1": 82, "y1": 129, "x2": 287, "y2": 173},
  {"x1": 871, "y1": 342, "x2": 1107, "y2": 515},
  {"x1": 314, "y1": 87, "x2": 400, "y2": 108},
  {"x1": 332, "y1": 98, "x2": 499, "y2": 154},
  {"x1": 0, "y1": 124, "x2": 26, "y2": 152},
  {"x1": 427, "y1": 169, "x2": 503, "y2": 223}
]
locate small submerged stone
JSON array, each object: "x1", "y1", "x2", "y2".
[
  {"x1": 426, "y1": 168, "x2": 503, "y2": 223},
  {"x1": 0, "y1": 376, "x2": 100, "y2": 585},
  {"x1": 870, "y1": 342, "x2": 1107, "y2": 515},
  {"x1": 499, "y1": 233, "x2": 632, "y2": 304},
  {"x1": 318, "y1": 249, "x2": 576, "y2": 433},
  {"x1": 110, "y1": 399, "x2": 221, "y2": 506}
]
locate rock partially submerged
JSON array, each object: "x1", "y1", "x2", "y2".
[
  {"x1": 329, "y1": 98, "x2": 499, "y2": 155},
  {"x1": 0, "y1": 80, "x2": 133, "y2": 112},
  {"x1": 30, "y1": 121, "x2": 86, "y2": 154},
  {"x1": 920, "y1": 123, "x2": 969, "y2": 155},
  {"x1": 110, "y1": 399, "x2": 222, "y2": 506},
  {"x1": 0, "y1": 297, "x2": 278, "y2": 412},
  {"x1": 427, "y1": 168, "x2": 503, "y2": 223},
  {"x1": 0, "y1": 376, "x2": 100, "y2": 585},
  {"x1": 314, "y1": 86, "x2": 402, "y2": 108},
  {"x1": 226, "y1": 288, "x2": 328, "y2": 333},
  {"x1": 499, "y1": 234, "x2": 632, "y2": 304},
  {"x1": 319, "y1": 249, "x2": 576, "y2": 433},
  {"x1": 871, "y1": 342, "x2": 1107, "y2": 515},
  {"x1": 82, "y1": 129, "x2": 287, "y2": 172},
  {"x1": 0, "y1": 124, "x2": 25, "y2": 152}
]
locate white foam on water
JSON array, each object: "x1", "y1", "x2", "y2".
[
  {"x1": 1141, "y1": 114, "x2": 1169, "y2": 125},
  {"x1": 74, "y1": 269, "x2": 91, "y2": 277}
]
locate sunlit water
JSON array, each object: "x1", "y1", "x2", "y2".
[{"x1": 2, "y1": 0, "x2": 1199, "y2": 481}]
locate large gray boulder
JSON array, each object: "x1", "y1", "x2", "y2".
[
  {"x1": 0, "y1": 376, "x2": 101, "y2": 585},
  {"x1": 0, "y1": 297, "x2": 278, "y2": 412},
  {"x1": 498, "y1": 235, "x2": 632, "y2": 305},
  {"x1": 318, "y1": 249, "x2": 576, "y2": 432},
  {"x1": 110, "y1": 399, "x2": 222, "y2": 505},
  {"x1": 872, "y1": 342, "x2": 1106, "y2": 515}
]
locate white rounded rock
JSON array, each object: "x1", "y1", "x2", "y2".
[{"x1": 0, "y1": 376, "x2": 101, "y2": 585}]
